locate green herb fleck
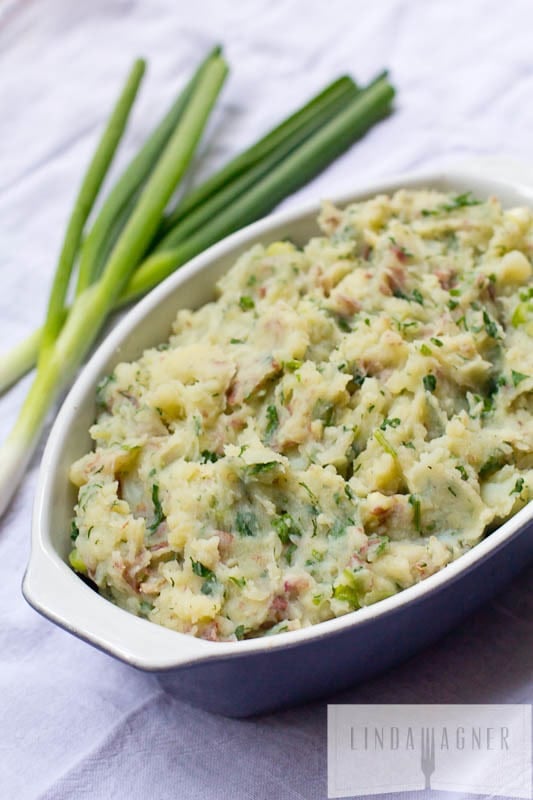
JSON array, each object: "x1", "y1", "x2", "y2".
[
  {"x1": 455, "y1": 465, "x2": 468, "y2": 481},
  {"x1": 330, "y1": 519, "x2": 349, "y2": 538},
  {"x1": 422, "y1": 192, "x2": 481, "y2": 216},
  {"x1": 479, "y1": 454, "x2": 505, "y2": 478},
  {"x1": 95, "y1": 373, "x2": 116, "y2": 409},
  {"x1": 313, "y1": 399, "x2": 335, "y2": 427},
  {"x1": 229, "y1": 576, "x2": 247, "y2": 589},
  {"x1": 148, "y1": 483, "x2": 165, "y2": 533},
  {"x1": 333, "y1": 583, "x2": 360, "y2": 609},
  {"x1": 380, "y1": 417, "x2": 401, "y2": 431},
  {"x1": 190, "y1": 559, "x2": 218, "y2": 595},
  {"x1": 247, "y1": 461, "x2": 279, "y2": 476},
  {"x1": 483, "y1": 310, "x2": 499, "y2": 339},
  {"x1": 273, "y1": 513, "x2": 301, "y2": 544},
  {"x1": 201, "y1": 450, "x2": 220, "y2": 464},
  {"x1": 239, "y1": 295, "x2": 255, "y2": 311},
  {"x1": 373, "y1": 429, "x2": 397, "y2": 457},
  {"x1": 336, "y1": 315, "x2": 352, "y2": 332},
  {"x1": 70, "y1": 520, "x2": 79, "y2": 542},
  {"x1": 298, "y1": 481, "x2": 319, "y2": 508},
  {"x1": 285, "y1": 543, "x2": 297, "y2": 565},
  {"x1": 371, "y1": 534, "x2": 390, "y2": 558},
  {"x1": 265, "y1": 404, "x2": 279, "y2": 437},
  {"x1": 283, "y1": 359, "x2": 302, "y2": 371},
  {"x1": 511, "y1": 477, "x2": 525, "y2": 495},
  {"x1": 236, "y1": 510, "x2": 258, "y2": 537},
  {"x1": 423, "y1": 374, "x2": 437, "y2": 392},
  {"x1": 512, "y1": 370, "x2": 528, "y2": 387},
  {"x1": 408, "y1": 494, "x2": 421, "y2": 532}
]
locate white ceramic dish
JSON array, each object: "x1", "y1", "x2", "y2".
[{"x1": 23, "y1": 159, "x2": 533, "y2": 716}]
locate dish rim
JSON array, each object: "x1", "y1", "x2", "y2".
[{"x1": 23, "y1": 161, "x2": 533, "y2": 671}]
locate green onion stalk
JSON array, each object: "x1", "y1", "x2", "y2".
[
  {"x1": 0, "y1": 72, "x2": 360, "y2": 393},
  {"x1": 0, "y1": 66, "x2": 395, "y2": 515},
  {"x1": 124, "y1": 73, "x2": 395, "y2": 302},
  {"x1": 39, "y1": 59, "x2": 146, "y2": 363},
  {"x1": 0, "y1": 53, "x2": 228, "y2": 515}
]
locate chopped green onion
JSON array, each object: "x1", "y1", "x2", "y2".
[
  {"x1": 423, "y1": 374, "x2": 437, "y2": 392},
  {"x1": 512, "y1": 370, "x2": 528, "y2": 387},
  {"x1": 373, "y1": 429, "x2": 397, "y2": 457}
]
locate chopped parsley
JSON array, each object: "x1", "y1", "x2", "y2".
[
  {"x1": 336, "y1": 315, "x2": 352, "y2": 333},
  {"x1": 246, "y1": 461, "x2": 279, "y2": 476},
  {"x1": 455, "y1": 465, "x2": 469, "y2": 481},
  {"x1": 408, "y1": 494, "x2": 421, "y2": 532},
  {"x1": 510, "y1": 477, "x2": 524, "y2": 495},
  {"x1": 95, "y1": 373, "x2": 116, "y2": 409},
  {"x1": 512, "y1": 370, "x2": 528, "y2": 387},
  {"x1": 190, "y1": 560, "x2": 218, "y2": 595},
  {"x1": 423, "y1": 374, "x2": 437, "y2": 392},
  {"x1": 273, "y1": 513, "x2": 301, "y2": 544},
  {"x1": 330, "y1": 519, "x2": 350, "y2": 538},
  {"x1": 229, "y1": 576, "x2": 247, "y2": 589},
  {"x1": 265, "y1": 404, "x2": 279, "y2": 437},
  {"x1": 239, "y1": 295, "x2": 255, "y2": 311},
  {"x1": 369, "y1": 534, "x2": 390, "y2": 558},
  {"x1": 482, "y1": 310, "x2": 499, "y2": 339},
  {"x1": 298, "y1": 481, "x2": 320, "y2": 511},
  {"x1": 479, "y1": 453, "x2": 506, "y2": 478},
  {"x1": 235, "y1": 510, "x2": 258, "y2": 537},
  {"x1": 380, "y1": 417, "x2": 401, "y2": 431},
  {"x1": 148, "y1": 483, "x2": 165, "y2": 533},
  {"x1": 313, "y1": 399, "x2": 335, "y2": 427},
  {"x1": 70, "y1": 520, "x2": 79, "y2": 542},
  {"x1": 422, "y1": 192, "x2": 481, "y2": 216},
  {"x1": 411, "y1": 288, "x2": 424, "y2": 305},
  {"x1": 344, "y1": 484, "x2": 355, "y2": 500},
  {"x1": 285, "y1": 543, "x2": 297, "y2": 565},
  {"x1": 201, "y1": 450, "x2": 220, "y2": 463}
]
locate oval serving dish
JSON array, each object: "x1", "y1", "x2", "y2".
[{"x1": 24, "y1": 160, "x2": 533, "y2": 717}]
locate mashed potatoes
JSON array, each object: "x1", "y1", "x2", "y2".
[{"x1": 69, "y1": 189, "x2": 533, "y2": 641}]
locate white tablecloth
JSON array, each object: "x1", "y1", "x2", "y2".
[{"x1": 0, "y1": 1, "x2": 531, "y2": 797}]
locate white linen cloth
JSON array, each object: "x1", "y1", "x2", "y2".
[{"x1": 0, "y1": 1, "x2": 531, "y2": 797}]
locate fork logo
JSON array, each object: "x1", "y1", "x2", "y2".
[
  {"x1": 421, "y1": 727, "x2": 435, "y2": 789},
  {"x1": 328, "y1": 705, "x2": 532, "y2": 798}
]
